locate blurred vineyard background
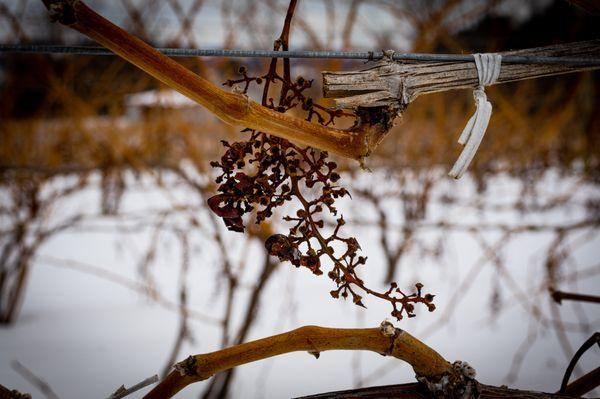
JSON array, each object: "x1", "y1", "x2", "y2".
[{"x1": 0, "y1": 0, "x2": 599, "y2": 398}]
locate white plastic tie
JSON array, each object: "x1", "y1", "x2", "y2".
[{"x1": 449, "y1": 53, "x2": 501, "y2": 179}]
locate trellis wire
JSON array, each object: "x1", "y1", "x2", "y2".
[{"x1": 1, "y1": 44, "x2": 599, "y2": 66}]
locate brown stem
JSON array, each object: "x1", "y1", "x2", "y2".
[
  {"x1": 562, "y1": 366, "x2": 600, "y2": 397},
  {"x1": 39, "y1": 0, "x2": 373, "y2": 160},
  {"x1": 551, "y1": 290, "x2": 600, "y2": 304},
  {"x1": 278, "y1": 0, "x2": 296, "y2": 101},
  {"x1": 288, "y1": 175, "x2": 432, "y2": 320},
  {"x1": 144, "y1": 322, "x2": 454, "y2": 399},
  {"x1": 298, "y1": 382, "x2": 585, "y2": 399}
]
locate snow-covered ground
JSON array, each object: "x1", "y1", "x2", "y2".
[{"x1": 1, "y1": 169, "x2": 599, "y2": 398}]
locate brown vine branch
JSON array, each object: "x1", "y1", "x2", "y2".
[
  {"x1": 551, "y1": 289, "x2": 600, "y2": 305},
  {"x1": 38, "y1": 0, "x2": 384, "y2": 160},
  {"x1": 562, "y1": 366, "x2": 600, "y2": 397},
  {"x1": 297, "y1": 382, "x2": 585, "y2": 399},
  {"x1": 559, "y1": 332, "x2": 600, "y2": 396},
  {"x1": 143, "y1": 321, "x2": 456, "y2": 399}
]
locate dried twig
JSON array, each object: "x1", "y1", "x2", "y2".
[
  {"x1": 11, "y1": 361, "x2": 60, "y2": 399},
  {"x1": 161, "y1": 232, "x2": 192, "y2": 378},
  {"x1": 106, "y1": 374, "x2": 159, "y2": 399},
  {"x1": 558, "y1": 332, "x2": 600, "y2": 395},
  {"x1": 551, "y1": 289, "x2": 600, "y2": 305},
  {"x1": 40, "y1": 255, "x2": 220, "y2": 324},
  {"x1": 562, "y1": 367, "x2": 600, "y2": 397}
]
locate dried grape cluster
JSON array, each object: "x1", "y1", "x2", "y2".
[{"x1": 208, "y1": 63, "x2": 435, "y2": 321}]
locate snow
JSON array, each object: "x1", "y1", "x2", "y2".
[
  {"x1": 125, "y1": 90, "x2": 199, "y2": 109},
  {"x1": 1, "y1": 169, "x2": 598, "y2": 398}
]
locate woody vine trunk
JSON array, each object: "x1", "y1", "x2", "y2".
[{"x1": 39, "y1": 0, "x2": 388, "y2": 160}]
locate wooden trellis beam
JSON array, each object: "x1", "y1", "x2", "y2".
[{"x1": 323, "y1": 40, "x2": 600, "y2": 109}]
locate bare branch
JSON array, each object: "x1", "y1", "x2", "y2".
[
  {"x1": 38, "y1": 0, "x2": 382, "y2": 160},
  {"x1": 551, "y1": 290, "x2": 600, "y2": 305},
  {"x1": 40, "y1": 255, "x2": 221, "y2": 325},
  {"x1": 144, "y1": 321, "x2": 455, "y2": 399},
  {"x1": 106, "y1": 374, "x2": 159, "y2": 399},
  {"x1": 297, "y1": 381, "x2": 585, "y2": 399},
  {"x1": 562, "y1": 366, "x2": 600, "y2": 397},
  {"x1": 11, "y1": 361, "x2": 60, "y2": 399},
  {"x1": 559, "y1": 332, "x2": 600, "y2": 395}
]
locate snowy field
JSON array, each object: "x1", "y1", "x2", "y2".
[{"x1": 1, "y1": 169, "x2": 599, "y2": 398}]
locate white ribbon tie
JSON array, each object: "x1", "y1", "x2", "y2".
[{"x1": 448, "y1": 53, "x2": 501, "y2": 179}]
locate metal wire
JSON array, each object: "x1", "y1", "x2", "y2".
[{"x1": 1, "y1": 44, "x2": 599, "y2": 66}]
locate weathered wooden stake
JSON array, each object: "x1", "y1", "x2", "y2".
[{"x1": 323, "y1": 40, "x2": 600, "y2": 110}]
